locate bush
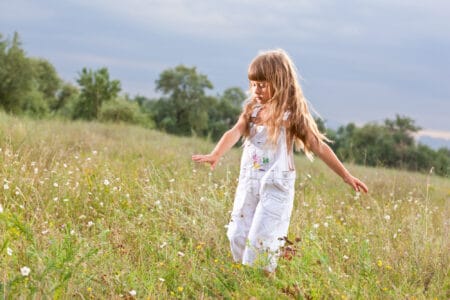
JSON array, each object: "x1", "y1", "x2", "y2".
[{"x1": 99, "y1": 98, "x2": 154, "y2": 128}]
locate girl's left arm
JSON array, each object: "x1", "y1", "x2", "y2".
[{"x1": 308, "y1": 135, "x2": 368, "y2": 193}]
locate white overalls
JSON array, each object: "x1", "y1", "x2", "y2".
[{"x1": 226, "y1": 106, "x2": 296, "y2": 272}]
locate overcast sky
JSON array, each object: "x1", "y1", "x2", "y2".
[{"x1": 1, "y1": 0, "x2": 449, "y2": 140}]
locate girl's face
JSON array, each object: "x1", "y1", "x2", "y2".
[{"x1": 250, "y1": 81, "x2": 272, "y2": 104}]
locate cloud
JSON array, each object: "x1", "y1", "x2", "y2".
[
  {"x1": 0, "y1": 0, "x2": 54, "y2": 22},
  {"x1": 416, "y1": 130, "x2": 450, "y2": 141}
]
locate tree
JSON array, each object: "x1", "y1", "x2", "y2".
[
  {"x1": 0, "y1": 32, "x2": 33, "y2": 113},
  {"x1": 73, "y1": 67, "x2": 121, "y2": 120},
  {"x1": 154, "y1": 65, "x2": 213, "y2": 135},
  {"x1": 29, "y1": 58, "x2": 61, "y2": 109}
]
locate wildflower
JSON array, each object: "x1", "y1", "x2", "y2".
[
  {"x1": 384, "y1": 215, "x2": 391, "y2": 221},
  {"x1": 3, "y1": 183, "x2": 9, "y2": 190},
  {"x1": 343, "y1": 255, "x2": 349, "y2": 260},
  {"x1": 169, "y1": 178, "x2": 175, "y2": 183},
  {"x1": 177, "y1": 251, "x2": 185, "y2": 257},
  {"x1": 159, "y1": 242, "x2": 167, "y2": 249},
  {"x1": 313, "y1": 223, "x2": 319, "y2": 229},
  {"x1": 377, "y1": 260, "x2": 383, "y2": 267},
  {"x1": 103, "y1": 179, "x2": 110, "y2": 186},
  {"x1": 53, "y1": 182, "x2": 59, "y2": 187},
  {"x1": 177, "y1": 286, "x2": 184, "y2": 292},
  {"x1": 129, "y1": 290, "x2": 137, "y2": 297},
  {"x1": 92, "y1": 150, "x2": 98, "y2": 155},
  {"x1": 20, "y1": 266, "x2": 31, "y2": 276},
  {"x1": 87, "y1": 221, "x2": 94, "y2": 227},
  {"x1": 323, "y1": 222, "x2": 329, "y2": 228},
  {"x1": 7, "y1": 247, "x2": 12, "y2": 256},
  {"x1": 158, "y1": 277, "x2": 165, "y2": 282}
]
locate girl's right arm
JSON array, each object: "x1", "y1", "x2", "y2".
[{"x1": 192, "y1": 113, "x2": 247, "y2": 170}]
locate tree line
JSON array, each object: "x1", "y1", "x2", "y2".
[{"x1": 1, "y1": 32, "x2": 449, "y2": 176}]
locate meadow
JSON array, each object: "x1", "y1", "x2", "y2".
[{"x1": 0, "y1": 112, "x2": 448, "y2": 299}]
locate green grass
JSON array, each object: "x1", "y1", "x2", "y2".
[{"x1": 0, "y1": 112, "x2": 449, "y2": 299}]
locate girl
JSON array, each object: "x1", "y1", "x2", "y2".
[{"x1": 192, "y1": 49, "x2": 368, "y2": 274}]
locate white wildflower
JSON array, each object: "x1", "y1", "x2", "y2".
[
  {"x1": 323, "y1": 222, "x2": 329, "y2": 228},
  {"x1": 103, "y1": 179, "x2": 110, "y2": 186},
  {"x1": 177, "y1": 251, "x2": 185, "y2": 257},
  {"x1": 20, "y1": 266, "x2": 31, "y2": 276},
  {"x1": 129, "y1": 290, "x2": 137, "y2": 297},
  {"x1": 7, "y1": 247, "x2": 13, "y2": 256},
  {"x1": 313, "y1": 223, "x2": 319, "y2": 229},
  {"x1": 343, "y1": 255, "x2": 349, "y2": 260},
  {"x1": 53, "y1": 182, "x2": 59, "y2": 187},
  {"x1": 384, "y1": 215, "x2": 391, "y2": 221},
  {"x1": 3, "y1": 183, "x2": 9, "y2": 190},
  {"x1": 87, "y1": 221, "x2": 94, "y2": 227},
  {"x1": 158, "y1": 277, "x2": 165, "y2": 282},
  {"x1": 169, "y1": 178, "x2": 175, "y2": 183}
]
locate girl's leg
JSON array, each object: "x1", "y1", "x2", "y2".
[
  {"x1": 243, "y1": 183, "x2": 294, "y2": 272},
  {"x1": 226, "y1": 177, "x2": 259, "y2": 262}
]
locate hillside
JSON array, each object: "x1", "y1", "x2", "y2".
[{"x1": 0, "y1": 113, "x2": 449, "y2": 299}]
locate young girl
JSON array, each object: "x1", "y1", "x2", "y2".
[{"x1": 192, "y1": 49, "x2": 368, "y2": 274}]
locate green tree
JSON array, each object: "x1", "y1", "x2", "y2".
[
  {"x1": 73, "y1": 67, "x2": 121, "y2": 120},
  {"x1": 0, "y1": 32, "x2": 33, "y2": 113},
  {"x1": 154, "y1": 65, "x2": 213, "y2": 135},
  {"x1": 29, "y1": 58, "x2": 61, "y2": 110}
]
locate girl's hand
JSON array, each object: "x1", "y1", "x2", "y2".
[
  {"x1": 191, "y1": 153, "x2": 220, "y2": 170},
  {"x1": 343, "y1": 175, "x2": 369, "y2": 193}
]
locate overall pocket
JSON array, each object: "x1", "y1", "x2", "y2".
[{"x1": 260, "y1": 170, "x2": 295, "y2": 219}]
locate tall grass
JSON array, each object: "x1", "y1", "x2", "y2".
[{"x1": 0, "y1": 112, "x2": 449, "y2": 299}]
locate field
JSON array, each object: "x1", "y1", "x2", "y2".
[{"x1": 0, "y1": 112, "x2": 449, "y2": 299}]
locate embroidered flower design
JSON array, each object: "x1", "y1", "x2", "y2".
[{"x1": 252, "y1": 153, "x2": 269, "y2": 170}]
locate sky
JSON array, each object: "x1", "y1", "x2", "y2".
[{"x1": 1, "y1": 0, "x2": 449, "y2": 144}]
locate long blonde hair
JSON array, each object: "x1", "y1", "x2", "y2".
[{"x1": 243, "y1": 49, "x2": 329, "y2": 160}]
